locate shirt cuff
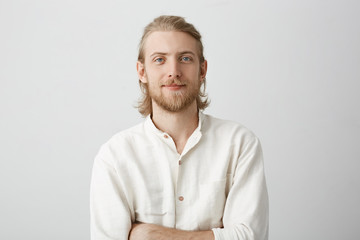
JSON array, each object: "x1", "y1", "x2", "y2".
[{"x1": 212, "y1": 228, "x2": 223, "y2": 240}]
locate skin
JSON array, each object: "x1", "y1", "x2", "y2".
[
  {"x1": 129, "y1": 223, "x2": 215, "y2": 240},
  {"x1": 134, "y1": 31, "x2": 214, "y2": 239}
]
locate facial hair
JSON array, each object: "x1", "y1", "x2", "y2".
[{"x1": 148, "y1": 76, "x2": 201, "y2": 112}]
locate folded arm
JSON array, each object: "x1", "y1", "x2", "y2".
[
  {"x1": 90, "y1": 150, "x2": 133, "y2": 240},
  {"x1": 91, "y1": 135, "x2": 268, "y2": 240},
  {"x1": 211, "y1": 136, "x2": 269, "y2": 240},
  {"x1": 129, "y1": 223, "x2": 214, "y2": 240}
]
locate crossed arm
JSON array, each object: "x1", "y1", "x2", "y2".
[
  {"x1": 91, "y1": 137, "x2": 268, "y2": 240},
  {"x1": 129, "y1": 223, "x2": 214, "y2": 240}
]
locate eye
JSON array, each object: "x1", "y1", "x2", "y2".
[
  {"x1": 154, "y1": 57, "x2": 165, "y2": 64},
  {"x1": 180, "y1": 56, "x2": 192, "y2": 62}
]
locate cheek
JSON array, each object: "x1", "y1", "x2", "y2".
[
  {"x1": 146, "y1": 67, "x2": 166, "y2": 79},
  {"x1": 183, "y1": 65, "x2": 200, "y2": 76}
]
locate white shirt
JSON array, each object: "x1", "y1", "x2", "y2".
[{"x1": 90, "y1": 112, "x2": 269, "y2": 240}]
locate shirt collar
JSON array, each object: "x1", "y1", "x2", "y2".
[{"x1": 144, "y1": 111, "x2": 204, "y2": 137}]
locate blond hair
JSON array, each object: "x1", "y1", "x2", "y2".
[{"x1": 136, "y1": 15, "x2": 209, "y2": 116}]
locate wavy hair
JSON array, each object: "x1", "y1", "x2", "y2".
[{"x1": 136, "y1": 15, "x2": 209, "y2": 116}]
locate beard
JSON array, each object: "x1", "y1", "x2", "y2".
[{"x1": 148, "y1": 77, "x2": 201, "y2": 112}]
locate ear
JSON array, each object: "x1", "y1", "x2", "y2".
[
  {"x1": 200, "y1": 60, "x2": 208, "y2": 82},
  {"x1": 137, "y1": 61, "x2": 147, "y2": 83}
]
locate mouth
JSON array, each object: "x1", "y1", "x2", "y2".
[{"x1": 162, "y1": 83, "x2": 185, "y2": 90}]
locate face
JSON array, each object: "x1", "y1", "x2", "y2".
[{"x1": 137, "y1": 31, "x2": 207, "y2": 113}]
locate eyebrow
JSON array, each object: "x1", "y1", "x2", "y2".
[
  {"x1": 149, "y1": 51, "x2": 196, "y2": 58},
  {"x1": 178, "y1": 51, "x2": 196, "y2": 56}
]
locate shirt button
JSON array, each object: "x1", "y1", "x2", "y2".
[
  {"x1": 178, "y1": 196, "x2": 184, "y2": 201},
  {"x1": 163, "y1": 134, "x2": 168, "y2": 139}
]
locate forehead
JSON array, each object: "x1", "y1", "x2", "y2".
[{"x1": 144, "y1": 31, "x2": 199, "y2": 57}]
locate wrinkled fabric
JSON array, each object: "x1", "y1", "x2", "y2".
[{"x1": 90, "y1": 112, "x2": 269, "y2": 240}]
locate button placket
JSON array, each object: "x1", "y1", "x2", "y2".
[
  {"x1": 159, "y1": 132, "x2": 178, "y2": 154},
  {"x1": 175, "y1": 155, "x2": 187, "y2": 229},
  {"x1": 176, "y1": 156, "x2": 185, "y2": 205}
]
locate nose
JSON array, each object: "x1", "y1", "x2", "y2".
[{"x1": 167, "y1": 60, "x2": 182, "y2": 79}]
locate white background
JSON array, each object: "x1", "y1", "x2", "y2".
[{"x1": 1, "y1": 0, "x2": 359, "y2": 239}]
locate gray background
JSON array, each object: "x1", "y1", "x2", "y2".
[{"x1": 1, "y1": 0, "x2": 359, "y2": 239}]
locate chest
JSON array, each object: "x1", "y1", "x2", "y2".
[{"x1": 123, "y1": 142, "x2": 237, "y2": 230}]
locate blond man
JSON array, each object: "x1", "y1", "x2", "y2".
[{"x1": 90, "y1": 15, "x2": 269, "y2": 240}]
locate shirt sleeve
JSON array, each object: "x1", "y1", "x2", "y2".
[
  {"x1": 212, "y1": 136, "x2": 269, "y2": 240},
  {"x1": 90, "y1": 147, "x2": 132, "y2": 240}
]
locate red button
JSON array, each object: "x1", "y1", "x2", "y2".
[
  {"x1": 164, "y1": 134, "x2": 168, "y2": 139},
  {"x1": 178, "y1": 196, "x2": 184, "y2": 201}
]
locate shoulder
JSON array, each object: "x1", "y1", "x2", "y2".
[
  {"x1": 202, "y1": 113, "x2": 259, "y2": 143},
  {"x1": 95, "y1": 120, "x2": 147, "y2": 162}
]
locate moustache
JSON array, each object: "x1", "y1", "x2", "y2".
[{"x1": 161, "y1": 78, "x2": 185, "y2": 86}]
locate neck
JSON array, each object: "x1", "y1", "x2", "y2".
[{"x1": 151, "y1": 101, "x2": 199, "y2": 154}]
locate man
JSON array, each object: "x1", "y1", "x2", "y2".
[{"x1": 90, "y1": 15, "x2": 269, "y2": 240}]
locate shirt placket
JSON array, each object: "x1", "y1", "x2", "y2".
[
  {"x1": 148, "y1": 114, "x2": 203, "y2": 229},
  {"x1": 174, "y1": 131, "x2": 202, "y2": 229}
]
